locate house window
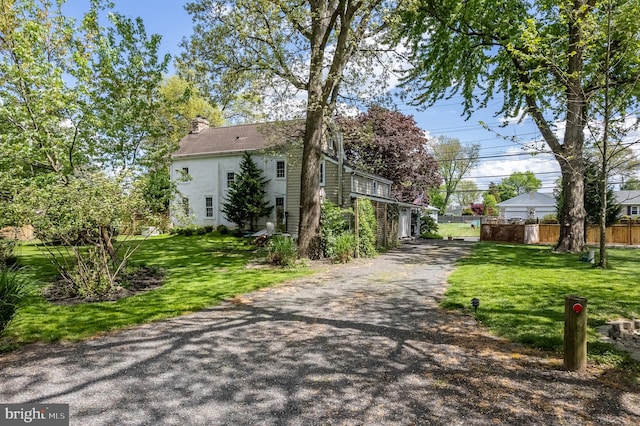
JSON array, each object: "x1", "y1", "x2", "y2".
[
  {"x1": 177, "y1": 167, "x2": 191, "y2": 183},
  {"x1": 372, "y1": 181, "x2": 378, "y2": 195},
  {"x1": 319, "y1": 161, "x2": 325, "y2": 186},
  {"x1": 276, "y1": 160, "x2": 286, "y2": 179},
  {"x1": 182, "y1": 197, "x2": 190, "y2": 217},
  {"x1": 630, "y1": 206, "x2": 639, "y2": 215},
  {"x1": 205, "y1": 197, "x2": 214, "y2": 218},
  {"x1": 227, "y1": 172, "x2": 235, "y2": 188}
]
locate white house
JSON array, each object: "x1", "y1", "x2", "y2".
[
  {"x1": 497, "y1": 192, "x2": 556, "y2": 220},
  {"x1": 171, "y1": 118, "x2": 420, "y2": 240},
  {"x1": 615, "y1": 190, "x2": 640, "y2": 217}
]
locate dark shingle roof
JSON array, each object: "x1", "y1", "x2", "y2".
[{"x1": 172, "y1": 122, "x2": 302, "y2": 158}]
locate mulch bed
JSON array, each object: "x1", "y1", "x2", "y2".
[{"x1": 42, "y1": 266, "x2": 165, "y2": 305}]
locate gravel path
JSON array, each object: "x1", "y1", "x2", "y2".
[{"x1": 1, "y1": 239, "x2": 639, "y2": 425}]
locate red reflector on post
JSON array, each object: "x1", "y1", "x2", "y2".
[{"x1": 572, "y1": 303, "x2": 583, "y2": 314}]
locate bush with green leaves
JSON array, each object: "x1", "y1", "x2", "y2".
[
  {"x1": 12, "y1": 173, "x2": 154, "y2": 299},
  {"x1": 0, "y1": 268, "x2": 27, "y2": 335},
  {"x1": 420, "y1": 214, "x2": 439, "y2": 235},
  {"x1": 0, "y1": 238, "x2": 17, "y2": 268},
  {"x1": 357, "y1": 199, "x2": 377, "y2": 257},
  {"x1": 267, "y1": 235, "x2": 298, "y2": 267},
  {"x1": 216, "y1": 225, "x2": 229, "y2": 235},
  {"x1": 321, "y1": 201, "x2": 352, "y2": 258},
  {"x1": 333, "y1": 232, "x2": 355, "y2": 263}
]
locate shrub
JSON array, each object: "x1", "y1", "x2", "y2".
[
  {"x1": 420, "y1": 214, "x2": 438, "y2": 234},
  {"x1": 203, "y1": 225, "x2": 214, "y2": 234},
  {"x1": 332, "y1": 232, "x2": 355, "y2": 263},
  {"x1": 60, "y1": 246, "x2": 115, "y2": 298},
  {"x1": 321, "y1": 201, "x2": 352, "y2": 258},
  {"x1": 0, "y1": 238, "x2": 17, "y2": 268},
  {"x1": 0, "y1": 268, "x2": 27, "y2": 334},
  {"x1": 195, "y1": 226, "x2": 207, "y2": 235},
  {"x1": 231, "y1": 228, "x2": 244, "y2": 237},
  {"x1": 267, "y1": 235, "x2": 298, "y2": 267},
  {"x1": 216, "y1": 224, "x2": 229, "y2": 235},
  {"x1": 357, "y1": 199, "x2": 377, "y2": 257}
]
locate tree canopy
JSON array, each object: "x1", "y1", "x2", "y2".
[
  {"x1": 337, "y1": 106, "x2": 440, "y2": 203},
  {"x1": 453, "y1": 180, "x2": 480, "y2": 207},
  {"x1": 429, "y1": 136, "x2": 480, "y2": 211},
  {"x1": 0, "y1": 0, "x2": 172, "y2": 295},
  {"x1": 621, "y1": 177, "x2": 640, "y2": 190},
  {"x1": 398, "y1": 0, "x2": 640, "y2": 252}
]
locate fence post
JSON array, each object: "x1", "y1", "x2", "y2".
[{"x1": 564, "y1": 295, "x2": 587, "y2": 371}]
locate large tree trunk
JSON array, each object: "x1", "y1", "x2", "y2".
[
  {"x1": 555, "y1": 151, "x2": 586, "y2": 253},
  {"x1": 297, "y1": 99, "x2": 324, "y2": 259}
]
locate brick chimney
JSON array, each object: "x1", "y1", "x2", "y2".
[{"x1": 190, "y1": 116, "x2": 209, "y2": 134}]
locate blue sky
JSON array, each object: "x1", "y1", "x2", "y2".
[{"x1": 64, "y1": 0, "x2": 564, "y2": 195}]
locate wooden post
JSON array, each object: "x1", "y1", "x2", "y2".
[
  {"x1": 564, "y1": 295, "x2": 588, "y2": 371},
  {"x1": 354, "y1": 198, "x2": 360, "y2": 258},
  {"x1": 383, "y1": 203, "x2": 388, "y2": 248}
]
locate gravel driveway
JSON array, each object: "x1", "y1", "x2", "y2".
[{"x1": 1, "y1": 239, "x2": 638, "y2": 425}]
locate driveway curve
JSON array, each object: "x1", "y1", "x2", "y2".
[{"x1": 1, "y1": 239, "x2": 638, "y2": 425}]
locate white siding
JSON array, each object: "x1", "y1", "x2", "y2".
[
  {"x1": 500, "y1": 206, "x2": 556, "y2": 220},
  {"x1": 171, "y1": 153, "x2": 286, "y2": 227}
]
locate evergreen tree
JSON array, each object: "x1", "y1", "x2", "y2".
[
  {"x1": 584, "y1": 160, "x2": 621, "y2": 227},
  {"x1": 222, "y1": 152, "x2": 273, "y2": 231}
]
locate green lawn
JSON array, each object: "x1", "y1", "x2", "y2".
[
  {"x1": 437, "y1": 222, "x2": 481, "y2": 237},
  {"x1": 3, "y1": 234, "x2": 313, "y2": 348},
  {"x1": 444, "y1": 243, "x2": 640, "y2": 367}
]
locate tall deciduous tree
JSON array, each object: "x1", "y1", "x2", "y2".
[
  {"x1": 498, "y1": 172, "x2": 542, "y2": 198},
  {"x1": 158, "y1": 76, "x2": 225, "y2": 145},
  {"x1": 337, "y1": 106, "x2": 440, "y2": 203},
  {"x1": 0, "y1": 0, "x2": 170, "y2": 293},
  {"x1": 430, "y1": 136, "x2": 480, "y2": 211},
  {"x1": 621, "y1": 177, "x2": 640, "y2": 190},
  {"x1": 453, "y1": 180, "x2": 480, "y2": 207},
  {"x1": 399, "y1": 0, "x2": 640, "y2": 252},
  {"x1": 179, "y1": 0, "x2": 398, "y2": 258},
  {"x1": 222, "y1": 152, "x2": 274, "y2": 231}
]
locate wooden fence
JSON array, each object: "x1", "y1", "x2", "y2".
[{"x1": 483, "y1": 222, "x2": 640, "y2": 246}]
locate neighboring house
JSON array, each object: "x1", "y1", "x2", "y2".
[
  {"x1": 497, "y1": 192, "x2": 556, "y2": 220},
  {"x1": 615, "y1": 190, "x2": 640, "y2": 217},
  {"x1": 170, "y1": 118, "x2": 420, "y2": 240}
]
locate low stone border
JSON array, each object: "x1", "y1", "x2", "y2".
[{"x1": 597, "y1": 319, "x2": 640, "y2": 361}]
